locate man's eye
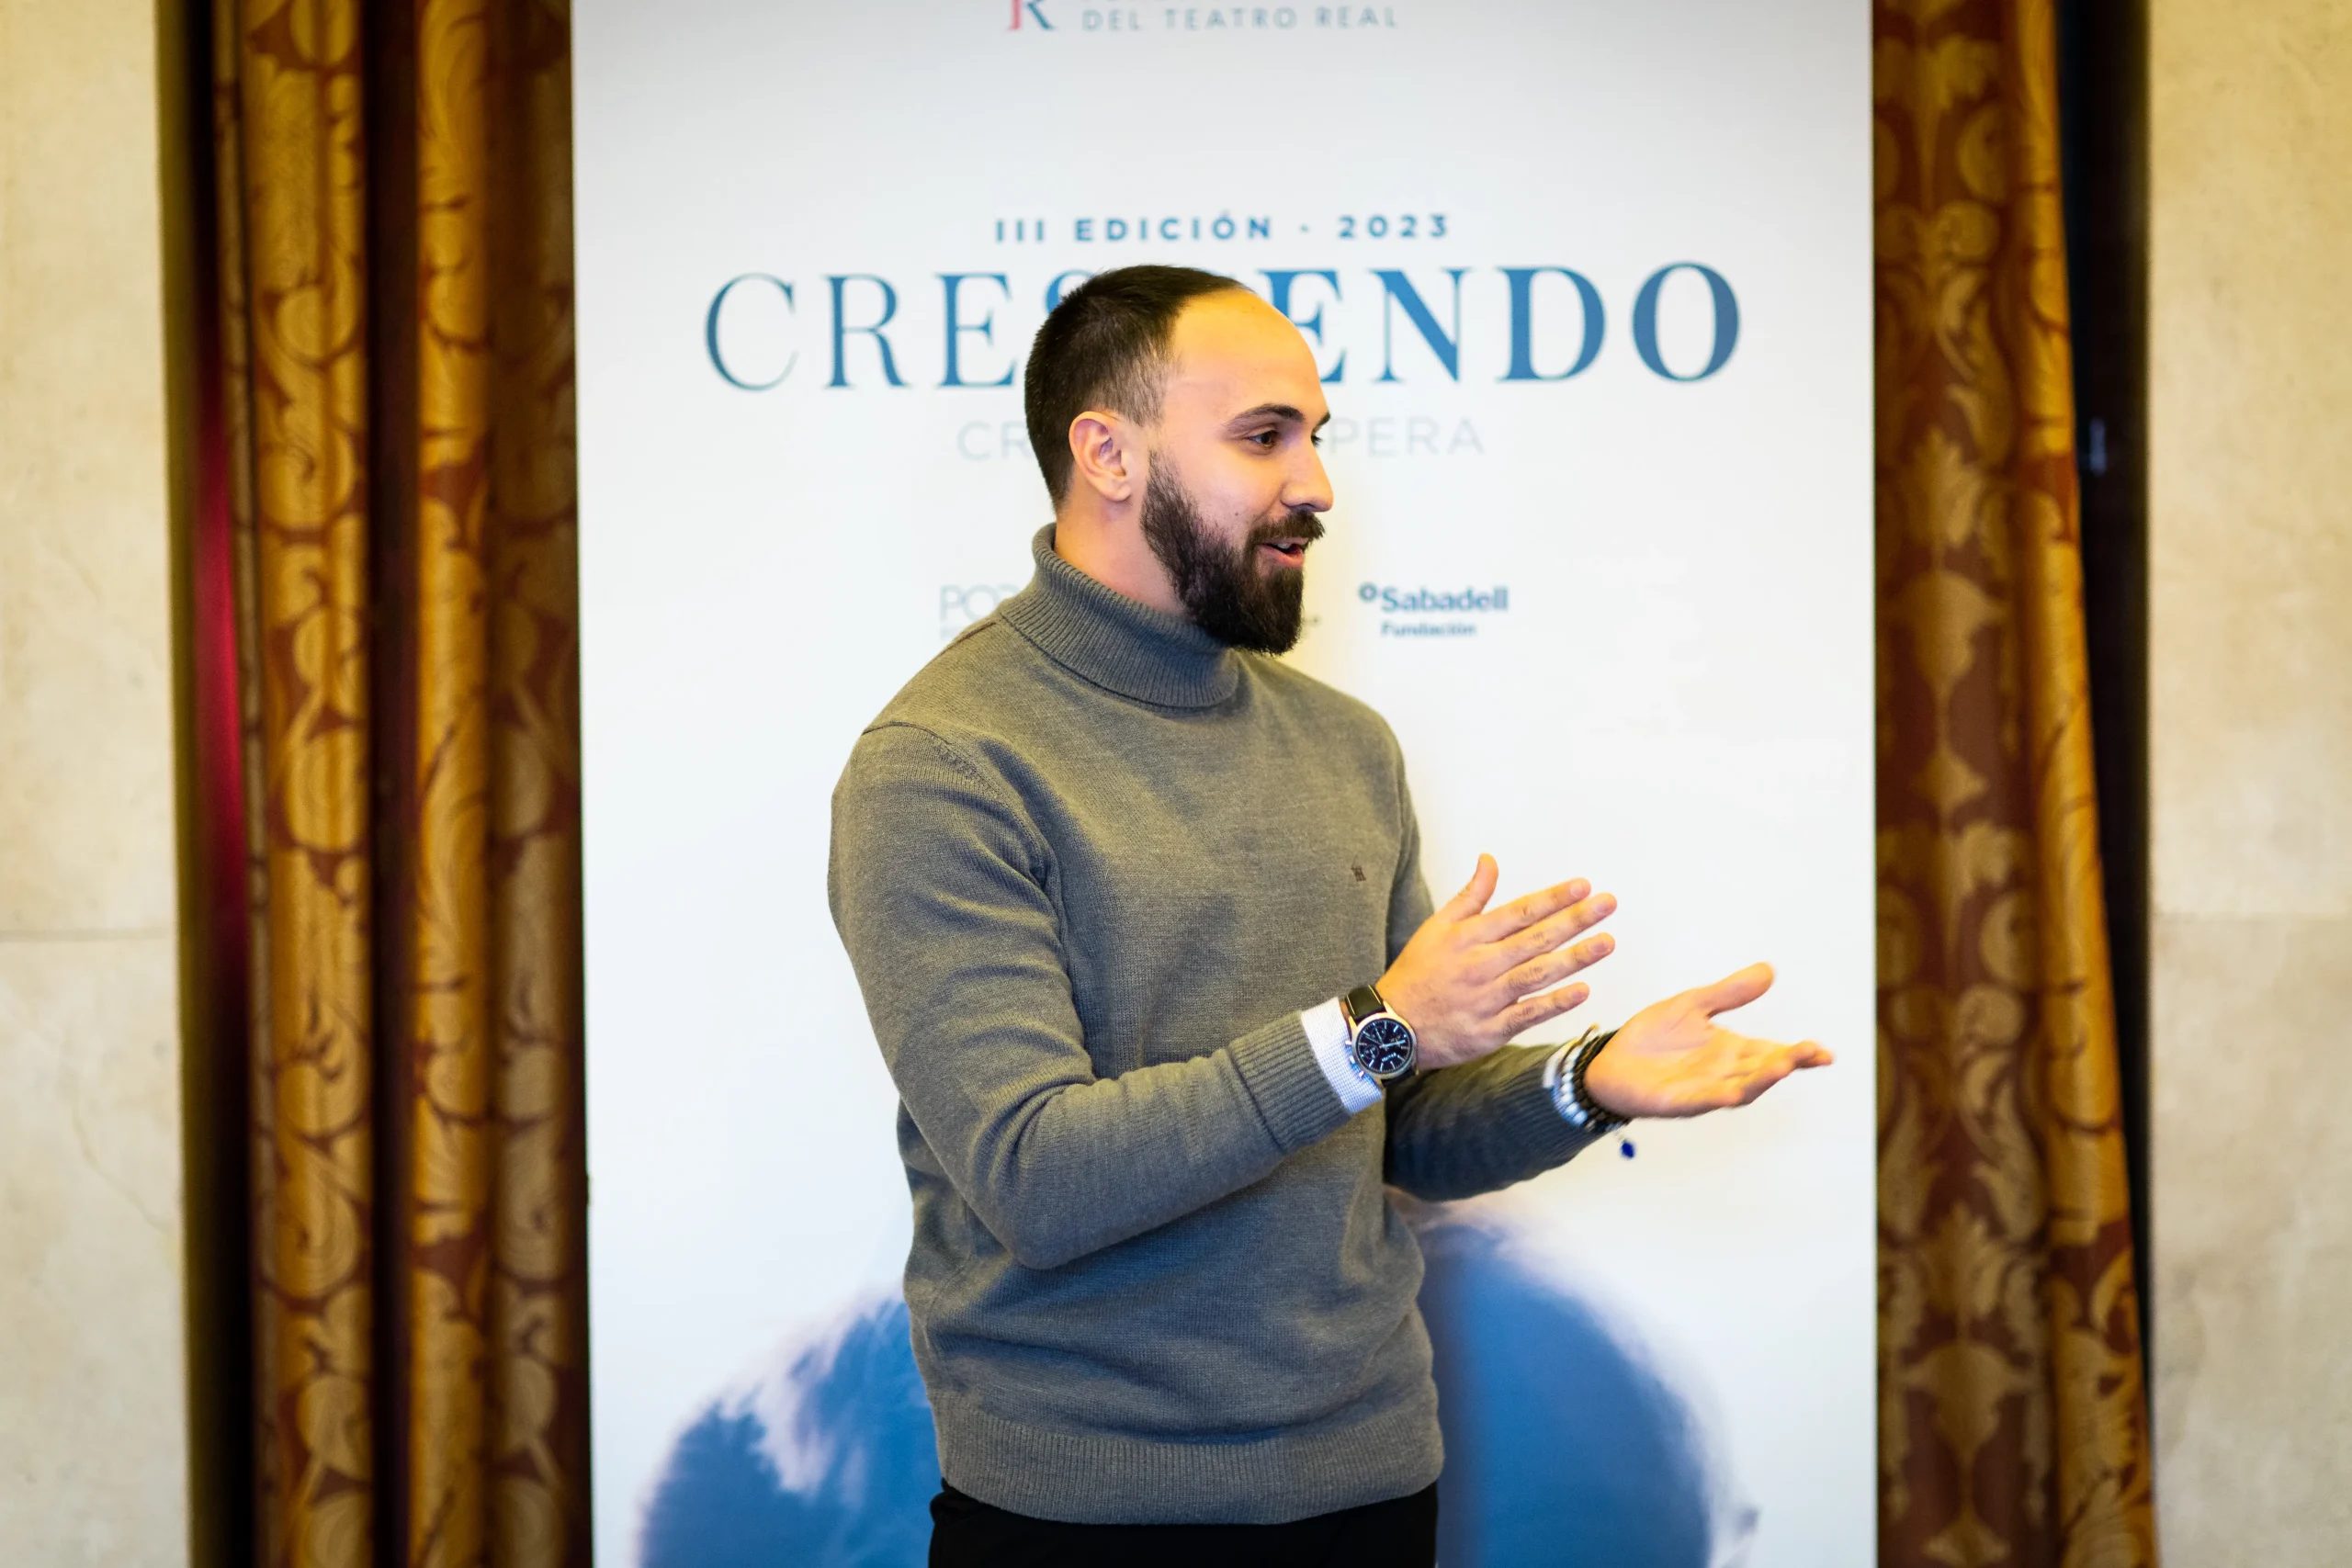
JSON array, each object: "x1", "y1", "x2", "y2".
[{"x1": 1252, "y1": 431, "x2": 1279, "y2": 447}]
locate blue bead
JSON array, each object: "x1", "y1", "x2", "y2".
[{"x1": 1619, "y1": 1140, "x2": 1636, "y2": 1159}]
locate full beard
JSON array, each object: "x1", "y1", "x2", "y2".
[{"x1": 1139, "y1": 465, "x2": 1324, "y2": 654}]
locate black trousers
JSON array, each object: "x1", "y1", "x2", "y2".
[{"x1": 928, "y1": 1481, "x2": 1439, "y2": 1568}]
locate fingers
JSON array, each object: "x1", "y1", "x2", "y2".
[
  {"x1": 1442, "y1": 854, "x2": 1500, "y2": 920},
  {"x1": 1732, "y1": 1060, "x2": 1792, "y2": 1106},
  {"x1": 1497, "y1": 933, "x2": 1615, "y2": 998},
  {"x1": 1689, "y1": 961, "x2": 1774, "y2": 1016},
  {"x1": 1467, "y1": 874, "x2": 1595, "y2": 942},
  {"x1": 1493, "y1": 982, "x2": 1590, "y2": 1039},
  {"x1": 1489, "y1": 892, "x2": 1616, "y2": 970},
  {"x1": 1725, "y1": 1038, "x2": 1833, "y2": 1107}
]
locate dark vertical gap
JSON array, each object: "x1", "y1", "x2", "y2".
[
  {"x1": 2056, "y1": 0, "x2": 2153, "y2": 1408},
  {"x1": 160, "y1": 0, "x2": 257, "y2": 1562},
  {"x1": 364, "y1": 5, "x2": 422, "y2": 1563}
]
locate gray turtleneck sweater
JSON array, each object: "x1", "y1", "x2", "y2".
[{"x1": 827, "y1": 525, "x2": 1597, "y2": 1526}]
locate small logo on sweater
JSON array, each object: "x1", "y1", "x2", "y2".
[{"x1": 1351, "y1": 864, "x2": 1366, "y2": 882}]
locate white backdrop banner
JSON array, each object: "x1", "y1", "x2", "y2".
[{"x1": 575, "y1": 3, "x2": 1872, "y2": 1562}]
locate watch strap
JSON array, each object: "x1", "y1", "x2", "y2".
[{"x1": 1342, "y1": 983, "x2": 1385, "y2": 1031}]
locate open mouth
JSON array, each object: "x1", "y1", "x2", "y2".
[{"x1": 1259, "y1": 537, "x2": 1311, "y2": 565}]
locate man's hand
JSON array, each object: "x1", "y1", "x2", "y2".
[
  {"x1": 1379, "y1": 855, "x2": 1617, "y2": 1070},
  {"x1": 1582, "y1": 962, "x2": 1833, "y2": 1119}
]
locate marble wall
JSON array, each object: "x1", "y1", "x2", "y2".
[
  {"x1": 0, "y1": 0, "x2": 192, "y2": 1562},
  {"x1": 2150, "y1": 0, "x2": 2352, "y2": 1560}
]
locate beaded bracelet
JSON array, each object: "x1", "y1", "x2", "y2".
[
  {"x1": 1568, "y1": 1029, "x2": 1630, "y2": 1136},
  {"x1": 1546, "y1": 1028, "x2": 1635, "y2": 1157}
]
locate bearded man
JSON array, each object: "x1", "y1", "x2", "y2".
[{"x1": 827, "y1": 265, "x2": 1831, "y2": 1567}]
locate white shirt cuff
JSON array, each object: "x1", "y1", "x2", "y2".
[{"x1": 1304, "y1": 997, "x2": 1385, "y2": 1114}]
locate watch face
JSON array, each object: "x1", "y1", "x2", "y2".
[{"x1": 1353, "y1": 1015, "x2": 1417, "y2": 1077}]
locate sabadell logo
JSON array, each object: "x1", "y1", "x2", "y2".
[{"x1": 1358, "y1": 583, "x2": 1509, "y2": 614}]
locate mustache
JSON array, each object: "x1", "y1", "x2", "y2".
[{"x1": 1246, "y1": 513, "x2": 1328, "y2": 549}]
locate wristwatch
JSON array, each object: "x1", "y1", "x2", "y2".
[{"x1": 1340, "y1": 983, "x2": 1418, "y2": 1081}]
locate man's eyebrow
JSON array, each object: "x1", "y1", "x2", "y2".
[{"x1": 1227, "y1": 402, "x2": 1332, "y2": 431}]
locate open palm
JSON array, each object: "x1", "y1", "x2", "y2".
[{"x1": 1582, "y1": 963, "x2": 1832, "y2": 1120}]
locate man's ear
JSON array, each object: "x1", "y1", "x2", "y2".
[{"x1": 1068, "y1": 410, "x2": 1142, "y2": 506}]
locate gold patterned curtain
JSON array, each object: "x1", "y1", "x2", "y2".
[
  {"x1": 1874, "y1": 1, "x2": 2158, "y2": 1564},
  {"x1": 205, "y1": 1, "x2": 587, "y2": 1563}
]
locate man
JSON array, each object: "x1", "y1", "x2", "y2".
[{"x1": 828, "y1": 265, "x2": 1831, "y2": 1566}]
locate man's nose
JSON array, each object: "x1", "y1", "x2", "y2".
[{"x1": 1289, "y1": 446, "x2": 1334, "y2": 514}]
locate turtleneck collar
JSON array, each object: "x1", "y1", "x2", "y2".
[{"x1": 994, "y1": 525, "x2": 1241, "y2": 710}]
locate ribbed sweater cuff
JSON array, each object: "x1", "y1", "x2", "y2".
[
  {"x1": 1490, "y1": 1044, "x2": 1605, "y2": 1166},
  {"x1": 1228, "y1": 1012, "x2": 1356, "y2": 1153}
]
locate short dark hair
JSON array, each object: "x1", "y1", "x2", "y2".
[{"x1": 1023, "y1": 265, "x2": 1245, "y2": 504}]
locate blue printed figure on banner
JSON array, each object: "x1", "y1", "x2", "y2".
[{"x1": 639, "y1": 1217, "x2": 1757, "y2": 1568}]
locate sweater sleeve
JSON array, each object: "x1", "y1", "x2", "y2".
[
  {"x1": 829, "y1": 723, "x2": 1355, "y2": 1271},
  {"x1": 1382, "y1": 1048, "x2": 1600, "y2": 1199},
  {"x1": 1377, "y1": 746, "x2": 1600, "y2": 1198},
  {"x1": 1384, "y1": 743, "x2": 1435, "y2": 966}
]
